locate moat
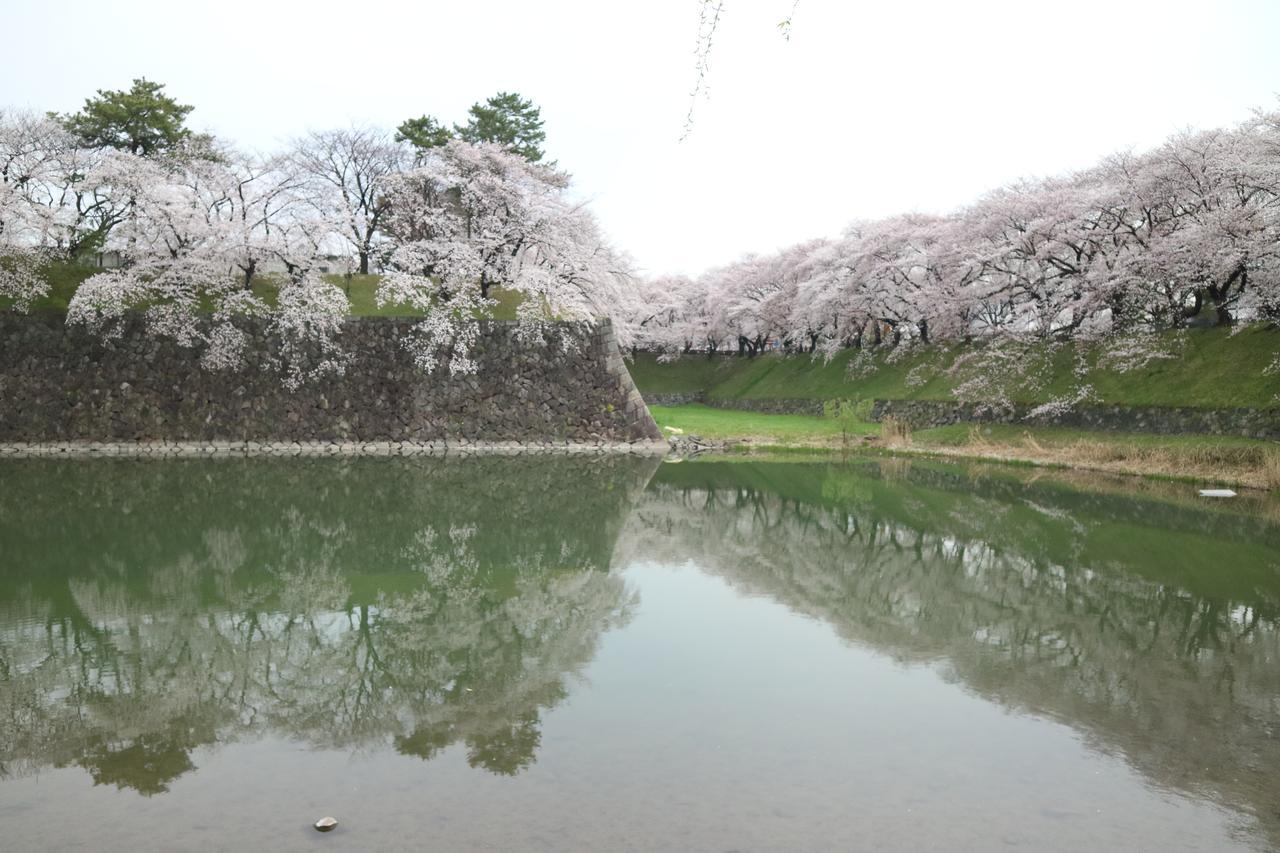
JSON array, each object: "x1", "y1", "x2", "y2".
[{"x1": 1, "y1": 455, "x2": 1277, "y2": 851}]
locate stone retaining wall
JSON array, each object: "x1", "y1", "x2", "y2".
[
  {"x1": 643, "y1": 392, "x2": 706, "y2": 407},
  {"x1": 0, "y1": 313, "x2": 665, "y2": 448},
  {"x1": 641, "y1": 392, "x2": 826, "y2": 415},
  {"x1": 704, "y1": 397, "x2": 827, "y2": 416}
]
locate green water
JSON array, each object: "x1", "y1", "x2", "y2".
[{"x1": 1, "y1": 455, "x2": 1278, "y2": 851}]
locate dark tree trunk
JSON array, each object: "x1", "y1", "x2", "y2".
[{"x1": 1206, "y1": 265, "x2": 1245, "y2": 327}]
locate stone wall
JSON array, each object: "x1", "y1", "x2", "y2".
[
  {"x1": 705, "y1": 397, "x2": 826, "y2": 416},
  {"x1": 643, "y1": 392, "x2": 705, "y2": 407},
  {"x1": 871, "y1": 398, "x2": 1280, "y2": 440},
  {"x1": 0, "y1": 313, "x2": 664, "y2": 447},
  {"x1": 642, "y1": 392, "x2": 826, "y2": 415}
]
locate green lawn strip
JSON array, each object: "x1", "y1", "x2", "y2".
[
  {"x1": 652, "y1": 403, "x2": 1279, "y2": 489},
  {"x1": 649, "y1": 403, "x2": 876, "y2": 442},
  {"x1": 630, "y1": 325, "x2": 1280, "y2": 411}
]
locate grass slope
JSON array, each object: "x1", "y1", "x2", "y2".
[
  {"x1": 1, "y1": 263, "x2": 524, "y2": 320},
  {"x1": 632, "y1": 326, "x2": 1280, "y2": 411}
]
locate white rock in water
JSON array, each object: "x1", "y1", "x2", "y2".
[
  {"x1": 1198, "y1": 489, "x2": 1237, "y2": 498},
  {"x1": 314, "y1": 816, "x2": 338, "y2": 832}
]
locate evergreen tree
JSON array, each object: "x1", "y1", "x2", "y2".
[
  {"x1": 395, "y1": 114, "x2": 454, "y2": 161},
  {"x1": 63, "y1": 78, "x2": 197, "y2": 157},
  {"x1": 456, "y1": 92, "x2": 546, "y2": 162}
]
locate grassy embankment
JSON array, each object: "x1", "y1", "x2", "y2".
[
  {"x1": 630, "y1": 326, "x2": 1280, "y2": 409},
  {"x1": 638, "y1": 329, "x2": 1280, "y2": 490},
  {"x1": 0, "y1": 264, "x2": 525, "y2": 319}
]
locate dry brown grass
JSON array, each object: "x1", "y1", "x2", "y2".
[
  {"x1": 994, "y1": 434, "x2": 1280, "y2": 491},
  {"x1": 1256, "y1": 448, "x2": 1280, "y2": 491},
  {"x1": 876, "y1": 456, "x2": 914, "y2": 482},
  {"x1": 880, "y1": 418, "x2": 913, "y2": 447},
  {"x1": 890, "y1": 425, "x2": 1280, "y2": 492}
]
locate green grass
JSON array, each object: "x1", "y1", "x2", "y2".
[
  {"x1": 653, "y1": 404, "x2": 1276, "y2": 454},
  {"x1": 625, "y1": 355, "x2": 747, "y2": 395},
  {"x1": 1, "y1": 263, "x2": 524, "y2": 320},
  {"x1": 0, "y1": 263, "x2": 99, "y2": 312},
  {"x1": 650, "y1": 403, "x2": 877, "y2": 442},
  {"x1": 631, "y1": 326, "x2": 1280, "y2": 411},
  {"x1": 260, "y1": 274, "x2": 523, "y2": 319},
  {"x1": 654, "y1": 403, "x2": 1280, "y2": 489}
]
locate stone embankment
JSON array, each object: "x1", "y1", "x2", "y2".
[{"x1": 0, "y1": 313, "x2": 666, "y2": 452}]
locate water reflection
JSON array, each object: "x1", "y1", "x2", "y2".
[
  {"x1": 0, "y1": 455, "x2": 660, "y2": 793},
  {"x1": 4, "y1": 453, "x2": 1280, "y2": 849},
  {"x1": 616, "y1": 459, "x2": 1280, "y2": 846}
]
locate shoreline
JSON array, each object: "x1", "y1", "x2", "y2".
[
  {"x1": 668, "y1": 434, "x2": 1280, "y2": 492},
  {"x1": 0, "y1": 439, "x2": 670, "y2": 458}
]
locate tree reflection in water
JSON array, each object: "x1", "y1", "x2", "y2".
[
  {"x1": 0, "y1": 454, "x2": 660, "y2": 793},
  {"x1": 615, "y1": 458, "x2": 1280, "y2": 847},
  {"x1": 5, "y1": 451, "x2": 1279, "y2": 845}
]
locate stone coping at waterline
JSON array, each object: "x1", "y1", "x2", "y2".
[{"x1": 0, "y1": 439, "x2": 671, "y2": 459}]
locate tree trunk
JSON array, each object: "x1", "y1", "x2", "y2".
[{"x1": 1206, "y1": 265, "x2": 1245, "y2": 327}]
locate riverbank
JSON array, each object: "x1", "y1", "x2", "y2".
[{"x1": 651, "y1": 404, "x2": 1280, "y2": 491}]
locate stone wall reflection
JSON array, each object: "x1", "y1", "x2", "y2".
[
  {"x1": 617, "y1": 459, "x2": 1280, "y2": 844},
  {"x1": 0, "y1": 455, "x2": 659, "y2": 793}
]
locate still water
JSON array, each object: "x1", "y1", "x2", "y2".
[{"x1": 1, "y1": 455, "x2": 1278, "y2": 851}]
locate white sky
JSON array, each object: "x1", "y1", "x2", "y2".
[{"x1": 4, "y1": 0, "x2": 1279, "y2": 275}]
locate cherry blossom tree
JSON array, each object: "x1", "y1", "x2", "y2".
[
  {"x1": 0, "y1": 110, "x2": 138, "y2": 266},
  {"x1": 66, "y1": 149, "x2": 349, "y2": 386},
  {"x1": 0, "y1": 111, "x2": 61, "y2": 308},
  {"x1": 376, "y1": 140, "x2": 634, "y2": 374},
  {"x1": 290, "y1": 127, "x2": 405, "y2": 275},
  {"x1": 632, "y1": 104, "x2": 1280, "y2": 407}
]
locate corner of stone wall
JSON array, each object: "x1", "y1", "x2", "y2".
[{"x1": 596, "y1": 320, "x2": 664, "y2": 443}]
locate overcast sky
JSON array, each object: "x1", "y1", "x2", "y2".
[{"x1": 4, "y1": 0, "x2": 1279, "y2": 275}]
